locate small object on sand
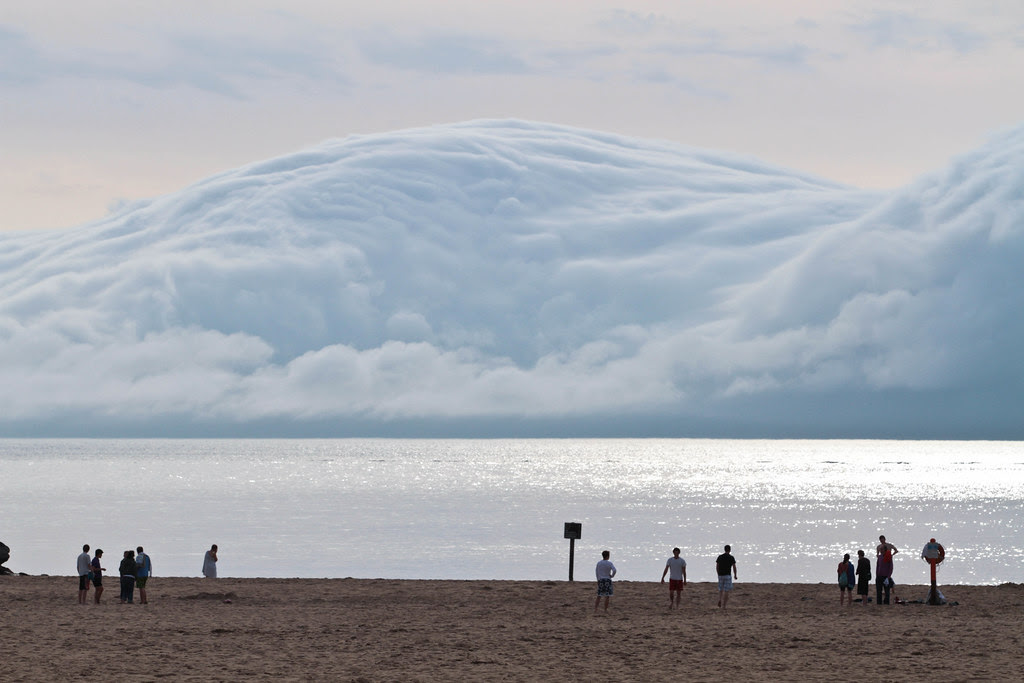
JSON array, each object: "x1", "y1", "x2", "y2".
[{"x1": 223, "y1": 599, "x2": 232, "y2": 604}]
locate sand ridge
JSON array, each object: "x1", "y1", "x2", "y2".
[{"x1": 1, "y1": 577, "x2": 1022, "y2": 681}]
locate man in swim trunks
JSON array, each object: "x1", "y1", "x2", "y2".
[
  {"x1": 855, "y1": 549, "x2": 872, "y2": 606},
  {"x1": 77, "y1": 544, "x2": 92, "y2": 604},
  {"x1": 660, "y1": 547, "x2": 687, "y2": 609},
  {"x1": 594, "y1": 550, "x2": 617, "y2": 612},
  {"x1": 716, "y1": 545, "x2": 738, "y2": 609}
]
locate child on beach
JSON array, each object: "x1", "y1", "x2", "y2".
[{"x1": 837, "y1": 553, "x2": 854, "y2": 606}]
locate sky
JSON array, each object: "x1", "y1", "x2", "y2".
[
  {"x1": 1, "y1": 119, "x2": 1022, "y2": 438},
  {"x1": 3, "y1": 0, "x2": 1024, "y2": 232}
]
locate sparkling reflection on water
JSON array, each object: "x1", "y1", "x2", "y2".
[{"x1": 1, "y1": 439, "x2": 1021, "y2": 583}]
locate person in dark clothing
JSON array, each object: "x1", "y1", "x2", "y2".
[
  {"x1": 91, "y1": 549, "x2": 106, "y2": 604},
  {"x1": 715, "y1": 545, "x2": 738, "y2": 609},
  {"x1": 856, "y1": 549, "x2": 872, "y2": 605},
  {"x1": 118, "y1": 550, "x2": 137, "y2": 604}
]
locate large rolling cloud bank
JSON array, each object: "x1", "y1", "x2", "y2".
[{"x1": 1, "y1": 120, "x2": 1021, "y2": 437}]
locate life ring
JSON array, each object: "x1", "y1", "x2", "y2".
[{"x1": 923, "y1": 539, "x2": 944, "y2": 564}]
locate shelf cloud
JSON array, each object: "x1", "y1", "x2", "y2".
[{"x1": 1, "y1": 120, "x2": 1021, "y2": 437}]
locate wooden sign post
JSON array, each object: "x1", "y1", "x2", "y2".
[{"x1": 564, "y1": 522, "x2": 582, "y2": 581}]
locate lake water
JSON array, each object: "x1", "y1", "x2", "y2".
[{"x1": 1, "y1": 439, "x2": 1021, "y2": 584}]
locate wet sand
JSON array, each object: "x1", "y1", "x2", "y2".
[{"x1": 1, "y1": 576, "x2": 1022, "y2": 681}]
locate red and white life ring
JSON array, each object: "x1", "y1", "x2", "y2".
[{"x1": 923, "y1": 539, "x2": 945, "y2": 564}]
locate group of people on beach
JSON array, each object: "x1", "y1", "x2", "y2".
[
  {"x1": 837, "y1": 535, "x2": 903, "y2": 606},
  {"x1": 75, "y1": 543, "x2": 219, "y2": 604},
  {"x1": 594, "y1": 544, "x2": 739, "y2": 612},
  {"x1": 76, "y1": 544, "x2": 152, "y2": 605},
  {"x1": 595, "y1": 534, "x2": 921, "y2": 612}
]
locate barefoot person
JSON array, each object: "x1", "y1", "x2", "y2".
[
  {"x1": 837, "y1": 553, "x2": 854, "y2": 606},
  {"x1": 594, "y1": 550, "x2": 616, "y2": 612},
  {"x1": 135, "y1": 546, "x2": 152, "y2": 604},
  {"x1": 715, "y1": 545, "x2": 738, "y2": 609},
  {"x1": 118, "y1": 550, "x2": 137, "y2": 604},
  {"x1": 91, "y1": 549, "x2": 106, "y2": 604},
  {"x1": 855, "y1": 549, "x2": 872, "y2": 605},
  {"x1": 876, "y1": 535, "x2": 898, "y2": 605},
  {"x1": 77, "y1": 544, "x2": 92, "y2": 604},
  {"x1": 660, "y1": 547, "x2": 687, "y2": 609},
  {"x1": 202, "y1": 544, "x2": 218, "y2": 578}
]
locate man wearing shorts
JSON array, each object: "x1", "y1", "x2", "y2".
[
  {"x1": 77, "y1": 544, "x2": 92, "y2": 604},
  {"x1": 135, "y1": 546, "x2": 152, "y2": 604},
  {"x1": 715, "y1": 545, "x2": 738, "y2": 609},
  {"x1": 856, "y1": 549, "x2": 872, "y2": 605},
  {"x1": 660, "y1": 547, "x2": 687, "y2": 609},
  {"x1": 594, "y1": 550, "x2": 617, "y2": 612},
  {"x1": 91, "y1": 549, "x2": 106, "y2": 604}
]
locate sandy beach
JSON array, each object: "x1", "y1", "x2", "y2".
[{"x1": 1, "y1": 576, "x2": 1022, "y2": 681}]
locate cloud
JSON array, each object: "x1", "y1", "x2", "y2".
[
  {"x1": 0, "y1": 25, "x2": 54, "y2": 86},
  {"x1": 357, "y1": 32, "x2": 532, "y2": 75},
  {"x1": 0, "y1": 20, "x2": 347, "y2": 97},
  {"x1": 648, "y1": 35, "x2": 817, "y2": 71},
  {"x1": 0, "y1": 119, "x2": 1022, "y2": 437},
  {"x1": 597, "y1": 10, "x2": 671, "y2": 36},
  {"x1": 850, "y1": 11, "x2": 988, "y2": 54}
]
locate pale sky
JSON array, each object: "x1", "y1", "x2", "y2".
[{"x1": 3, "y1": 0, "x2": 1023, "y2": 232}]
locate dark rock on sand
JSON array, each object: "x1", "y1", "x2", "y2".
[{"x1": 0, "y1": 541, "x2": 12, "y2": 575}]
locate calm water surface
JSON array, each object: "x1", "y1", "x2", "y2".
[{"x1": 1, "y1": 439, "x2": 1021, "y2": 584}]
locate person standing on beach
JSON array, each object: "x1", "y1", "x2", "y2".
[
  {"x1": 715, "y1": 545, "x2": 738, "y2": 609},
  {"x1": 837, "y1": 553, "x2": 854, "y2": 606},
  {"x1": 594, "y1": 550, "x2": 616, "y2": 612},
  {"x1": 855, "y1": 549, "x2": 872, "y2": 606},
  {"x1": 875, "y1": 535, "x2": 898, "y2": 605},
  {"x1": 77, "y1": 544, "x2": 92, "y2": 604},
  {"x1": 135, "y1": 546, "x2": 152, "y2": 604},
  {"x1": 202, "y1": 544, "x2": 218, "y2": 578},
  {"x1": 91, "y1": 549, "x2": 106, "y2": 604},
  {"x1": 119, "y1": 550, "x2": 137, "y2": 604},
  {"x1": 660, "y1": 547, "x2": 687, "y2": 609}
]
